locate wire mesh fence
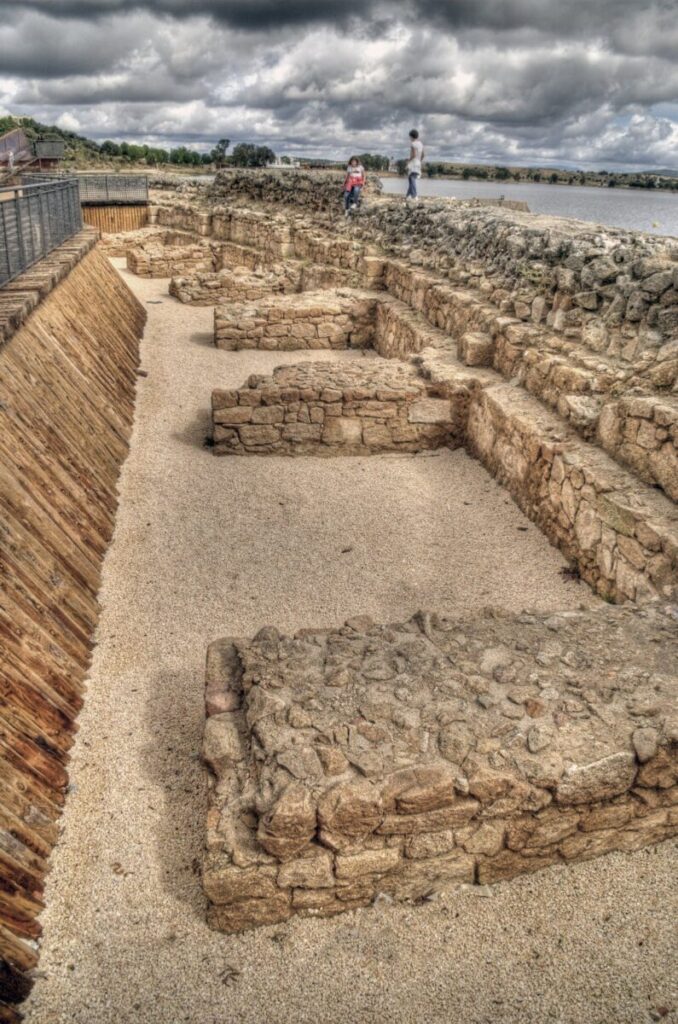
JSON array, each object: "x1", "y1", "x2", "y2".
[
  {"x1": 0, "y1": 176, "x2": 82, "y2": 287},
  {"x1": 21, "y1": 171, "x2": 149, "y2": 206},
  {"x1": 75, "y1": 174, "x2": 148, "y2": 205}
]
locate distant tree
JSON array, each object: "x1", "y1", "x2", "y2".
[
  {"x1": 462, "y1": 166, "x2": 473, "y2": 179},
  {"x1": 395, "y1": 158, "x2": 408, "y2": 175},
  {"x1": 280, "y1": 155, "x2": 291, "y2": 165},
  {"x1": 145, "y1": 147, "x2": 169, "y2": 166},
  {"x1": 100, "y1": 140, "x2": 120, "y2": 157},
  {"x1": 210, "y1": 138, "x2": 230, "y2": 166},
  {"x1": 532, "y1": 171, "x2": 542, "y2": 182},
  {"x1": 169, "y1": 145, "x2": 202, "y2": 166},
  {"x1": 549, "y1": 172, "x2": 559, "y2": 184},
  {"x1": 230, "y1": 142, "x2": 276, "y2": 167},
  {"x1": 494, "y1": 166, "x2": 510, "y2": 180}
]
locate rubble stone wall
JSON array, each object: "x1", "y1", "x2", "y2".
[
  {"x1": 597, "y1": 396, "x2": 678, "y2": 501},
  {"x1": 170, "y1": 265, "x2": 301, "y2": 305},
  {"x1": 356, "y1": 202, "x2": 678, "y2": 351},
  {"x1": 152, "y1": 203, "x2": 211, "y2": 236},
  {"x1": 202, "y1": 602, "x2": 678, "y2": 933},
  {"x1": 466, "y1": 384, "x2": 678, "y2": 602},
  {"x1": 208, "y1": 168, "x2": 383, "y2": 215},
  {"x1": 211, "y1": 206, "x2": 296, "y2": 258},
  {"x1": 213, "y1": 290, "x2": 378, "y2": 351},
  {"x1": 211, "y1": 361, "x2": 454, "y2": 455}
]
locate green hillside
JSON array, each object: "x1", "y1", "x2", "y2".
[{"x1": 0, "y1": 115, "x2": 100, "y2": 161}]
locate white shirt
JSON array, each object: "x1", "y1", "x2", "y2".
[{"x1": 407, "y1": 139, "x2": 424, "y2": 174}]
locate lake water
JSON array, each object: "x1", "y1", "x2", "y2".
[{"x1": 379, "y1": 176, "x2": 678, "y2": 237}]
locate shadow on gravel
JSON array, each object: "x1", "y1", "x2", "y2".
[
  {"x1": 172, "y1": 406, "x2": 213, "y2": 450},
  {"x1": 141, "y1": 666, "x2": 209, "y2": 923},
  {"x1": 188, "y1": 330, "x2": 215, "y2": 348}
]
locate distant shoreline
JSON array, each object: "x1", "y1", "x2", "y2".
[{"x1": 379, "y1": 171, "x2": 678, "y2": 196}]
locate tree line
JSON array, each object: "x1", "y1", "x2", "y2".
[{"x1": 97, "y1": 139, "x2": 278, "y2": 168}]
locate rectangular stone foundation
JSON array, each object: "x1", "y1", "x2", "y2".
[
  {"x1": 211, "y1": 361, "x2": 454, "y2": 455},
  {"x1": 126, "y1": 232, "x2": 217, "y2": 277},
  {"x1": 213, "y1": 290, "x2": 378, "y2": 351},
  {"x1": 202, "y1": 602, "x2": 677, "y2": 933},
  {"x1": 170, "y1": 265, "x2": 301, "y2": 305}
]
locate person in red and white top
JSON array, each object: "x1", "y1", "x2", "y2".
[{"x1": 343, "y1": 157, "x2": 366, "y2": 215}]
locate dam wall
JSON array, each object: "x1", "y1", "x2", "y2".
[{"x1": 0, "y1": 236, "x2": 145, "y2": 1013}]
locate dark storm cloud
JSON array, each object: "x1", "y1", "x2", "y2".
[
  {"x1": 0, "y1": 0, "x2": 368, "y2": 29},
  {"x1": 0, "y1": 0, "x2": 676, "y2": 169}
]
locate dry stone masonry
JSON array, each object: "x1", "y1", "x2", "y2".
[
  {"x1": 212, "y1": 361, "x2": 453, "y2": 455},
  {"x1": 202, "y1": 600, "x2": 678, "y2": 932},
  {"x1": 126, "y1": 231, "x2": 218, "y2": 278},
  {"x1": 214, "y1": 290, "x2": 377, "y2": 351}
]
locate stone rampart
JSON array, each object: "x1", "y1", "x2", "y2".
[
  {"x1": 209, "y1": 168, "x2": 383, "y2": 214},
  {"x1": 202, "y1": 601, "x2": 677, "y2": 932},
  {"x1": 0, "y1": 239, "x2": 144, "y2": 1006},
  {"x1": 355, "y1": 201, "x2": 678, "y2": 351}
]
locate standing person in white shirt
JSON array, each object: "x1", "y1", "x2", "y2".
[{"x1": 405, "y1": 129, "x2": 424, "y2": 200}]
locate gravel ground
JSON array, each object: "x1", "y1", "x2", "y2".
[{"x1": 24, "y1": 262, "x2": 677, "y2": 1024}]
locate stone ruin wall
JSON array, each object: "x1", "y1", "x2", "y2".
[
  {"x1": 354, "y1": 201, "x2": 678, "y2": 357},
  {"x1": 465, "y1": 385, "x2": 677, "y2": 603},
  {"x1": 203, "y1": 602, "x2": 677, "y2": 933},
  {"x1": 211, "y1": 361, "x2": 453, "y2": 456},
  {"x1": 213, "y1": 290, "x2": 377, "y2": 351}
]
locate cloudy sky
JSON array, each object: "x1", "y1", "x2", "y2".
[{"x1": 1, "y1": 0, "x2": 677, "y2": 170}]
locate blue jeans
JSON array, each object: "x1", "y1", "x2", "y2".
[
  {"x1": 406, "y1": 172, "x2": 419, "y2": 198},
  {"x1": 344, "y1": 185, "x2": 362, "y2": 210}
]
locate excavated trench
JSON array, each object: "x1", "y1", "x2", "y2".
[
  {"x1": 3, "y1": 184, "x2": 677, "y2": 1020},
  {"x1": 21, "y1": 260, "x2": 676, "y2": 1024}
]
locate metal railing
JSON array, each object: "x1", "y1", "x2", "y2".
[{"x1": 0, "y1": 176, "x2": 82, "y2": 287}]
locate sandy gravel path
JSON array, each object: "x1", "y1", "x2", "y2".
[{"x1": 25, "y1": 263, "x2": 677, "y2": 1024}]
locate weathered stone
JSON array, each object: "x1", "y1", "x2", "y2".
[
  {"x1": 208, "y1": 892, "x2": 292, "y2": 932},
  {"x1": 203, "y1": 862, "x2": 278, "y2": 904},
  {"x1": 317, "y1": 780, "x2": 383, "y2": 838},
  {"x1": 202, "y1": 714, "x2": 244, "y2": 774},
  {"x1": 335, "y1": 847, "x2": 401, "y2": 879},
  {"x1": 377, "y1": 800, "x2": 479, "y2": 834},
  {"x1": 277, "y1": 849, "x2": 335, "y2": 889},
  {"x1": 257, "y1": 784, "x2": 317, "y2": 860},
  {"x1": 382, "y1": 765, "x2": 457, "y2": 814},
  {"x1": 632, "y1": 728, "x2": 659, "y2": 764},
  {"x1": 556, "y1": 753, "x2": 636, "y2": 805}
]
